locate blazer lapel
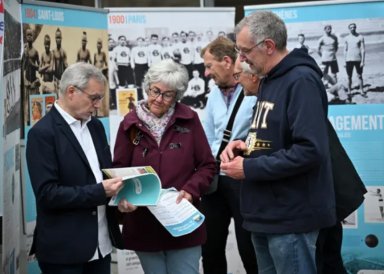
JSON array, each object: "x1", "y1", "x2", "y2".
[{"x1": 51, "y1": 106, "x2": 92, "y2": 170}]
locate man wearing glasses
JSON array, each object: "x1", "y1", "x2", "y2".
[
  {"x1": 26, "y1": 62, "x2": 124, "y2": 274},
  {"x1": 233, "y1": 57, "x2": 261, "y2": 96},
  {"x1": 200, "y1": 36, "x2": 258, "y2": 274},
  {"x1": 221, "y1": 11, "x2": 336, "y2": 274}
]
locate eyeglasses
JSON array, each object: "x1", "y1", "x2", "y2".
[
  {"x1": 74, "y1": 86, "x2": 104, "y2": 103},
  {"x1": 233, "y1": 71, "x2": 242, "y2": 81},
  {"x1": 148, "y1": 87, "x2": 176, "y2": 102},
  {"x1": 234, "y1": 39, "x2": 265, "y2": 56}
]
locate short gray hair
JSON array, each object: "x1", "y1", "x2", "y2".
[
  {"x1": 235, "y1": 11, "x2": 287, "y2": 51},
  {"x1": 143, "y1": 59, "x2": 189, "y2": 101},
  {"x1": 59, "y1": 63, "x2": 107, "y2": 95}
]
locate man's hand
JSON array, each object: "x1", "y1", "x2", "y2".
[
  {"x1": 102, "y1": 177, "x2": 124, "y2": 197},
  {"x1": 220, "y1": 156, "x2": 245, "y2": 180},
  {"x1": 117, "y1": 199, "x2": 138, "y2": 213},
  {"x1": 220, "y1": 140, "x2": 247, "y2": 163}
]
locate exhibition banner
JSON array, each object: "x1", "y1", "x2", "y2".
[
  {"x1": 107, "y1": 7, "x2": 235, "y2": 117},
  {"x1": 0, "y1": 0, "x2": 5, "y2": 218},
  {"x1": 20, "y1": 1, "x2": 109, "y2": 273},
  {"x1": 245, "y1": 1, "x2": 384, "y2": 273},
  {"x1": 2, "y1": 1, "x2": 22, "y2": 274},
  {"x1": 107, "y1": 8, "x2": 238, "y2": 273},
  {"x1": 107, "y1": 6, "x2": 236, "y2": 149},
  {"x1": 21, "y1": 0, "x2": 110, "y2": 132}
]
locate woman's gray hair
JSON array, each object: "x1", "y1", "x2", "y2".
[
  {"x1": 59, "y1": 62, "x2": 107, "y2": 95},
  {"x1": 142, "y1": 59, "x2": 189, "y2": 101},
  {"x1": 240, "y1": 60, "x2": 254, "y2": 74},
  {"x1": 235, "y1": 11, "x2": 287, "y2": 51}
]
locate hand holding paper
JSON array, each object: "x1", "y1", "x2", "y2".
[
  {"x1": 102, "y1": 177, "x2": 124, "y2": 197},
  {"x1": 147, "y1": 188, "x2": 205, "y2": 237},
  {"x1": 102, "y1": 166, "x2": 161, "y2": 206},
  {"x1": 117, "y1": 199, "x2": 138, "y2": 213},
  {"x1": 176, "y1": 190, "x2": 193, "y2": 203}
]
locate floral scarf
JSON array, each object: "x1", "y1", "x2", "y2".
[{"x1": 136, "y1": 100, "x2": 175, "y2": 145}]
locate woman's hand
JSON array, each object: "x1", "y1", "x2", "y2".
[
  {"x1": 117, "y1": 199, "x2": 138, "y2": 213},
  {"x1": 176, "y1": 190, "x2": 193, "y2": 204}
]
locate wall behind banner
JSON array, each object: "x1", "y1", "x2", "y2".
[
  {"x1": 0, "y1": 0, "x2": 5, "y2": 269},
  {"x1": 0, "y1": 0, "x2": 5, "y2": 219},
  {"x1": 245, "y1": 1, "x2": 384, "y2": 273},
  {"x1": 2, "y1": 1, "x2": 23, "y2": 274}
]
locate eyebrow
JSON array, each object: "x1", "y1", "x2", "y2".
[{"x1": 150, "y1": 86, "x2": 175, "y2": 93}]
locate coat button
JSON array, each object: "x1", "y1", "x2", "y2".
[{"x1": 92, "y1": 211, "x2": 97, "y2": 216}]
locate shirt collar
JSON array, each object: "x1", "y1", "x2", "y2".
[
  {"x1": 219, "y1": 83, "x2": 238, "y2": 97},
  {"x1": 54, "y1": 101, "x2": 91, "y2": 128}
]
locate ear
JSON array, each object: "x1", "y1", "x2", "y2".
[
  {"x1": 251, "y1": 74, "x2": 261, "y2": 87},
  {"x1": 222, "y1": 55, "x2": 234, "y2": 69},
  {"x1": 264, "y1": 39, "x2": 276, "y2": 55},
  {"x1": 67, "y1": 86, "x2": 77, "y2": 99}
]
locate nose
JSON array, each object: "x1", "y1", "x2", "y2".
[
  {"x1": 155, "y1": 94, "x2": 164, "y2": 102},
  {"x1": 239, "y1": 54, "x2": 247, "y2": 62},
  {"x1": 204, "y1": 68, "x2": 211, "y2": 78}
]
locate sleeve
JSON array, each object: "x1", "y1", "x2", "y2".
[
  {"x1": 181, "y1": 113, "x2": 216, "y2": 199},
  {"x1": 202, "y1": 90, "x2": 216, "y2": 150}
]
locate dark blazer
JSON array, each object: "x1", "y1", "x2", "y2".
[{"x1": 26, "y1": 105, "x2": 123, "y2": 264}]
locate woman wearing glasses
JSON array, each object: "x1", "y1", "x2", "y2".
[{"x1": 113, "y1": 59, "x2": 216, "y2": 274}]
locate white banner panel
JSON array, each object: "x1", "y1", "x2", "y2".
[
  {"x1": 107, "y1": 7, "x2": 235, "y2": 151},
  {"x1": 107, "y1": 8, "x2": 239, "y2": 274}
]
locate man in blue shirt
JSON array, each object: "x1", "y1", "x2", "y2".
[{"x1": 200, "y1": 36, "x2": 258, "y2": 274}]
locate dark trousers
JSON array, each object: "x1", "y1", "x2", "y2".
[
  {"x1": 201, "y1": 176, "x2": 258, "y2": 274},
  {"x1": 117, "y1": 65, "x2": 134, "y2": 87},
  {"x1": 133, "y1": 63, "x2": 148, "y2": 89},
  {"x1": 316, "y1": 222, "x2": 347, "y2": 274},
  {"x1": 38, "y1": 254, "x2": 111, "y2": 274}
]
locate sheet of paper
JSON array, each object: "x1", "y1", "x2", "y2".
[{"x1": 147, "y1": 189, "x2": 205, "y2": 237}]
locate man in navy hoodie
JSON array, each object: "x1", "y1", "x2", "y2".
[{"x1": 220, "y1": 11, "x2": 336, "y2": 274}]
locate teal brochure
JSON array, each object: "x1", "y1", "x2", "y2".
[{"x1": 102, "y1": 166, "x2": 161, "y2": 206}]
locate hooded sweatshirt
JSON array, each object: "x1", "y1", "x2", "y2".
[{"x1": 242, "y1": 48, "x2": 336, "y2": 234}]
